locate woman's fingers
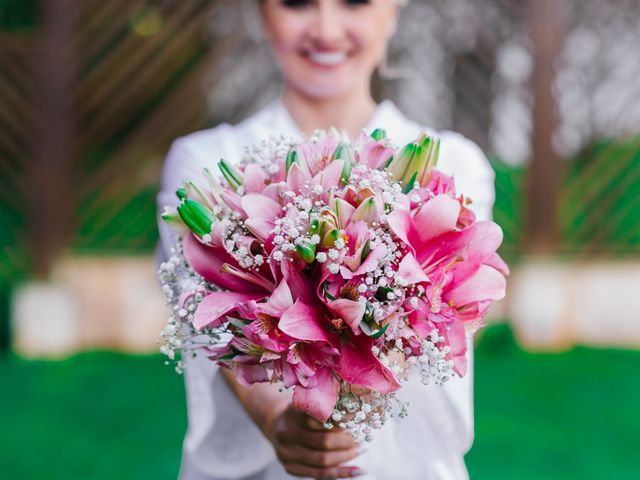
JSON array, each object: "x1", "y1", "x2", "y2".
[
  {"x1": 281, "y1": 444, "x2": 360, "y2": 469},
  {"x1": 291, "y1": 409, "x2": 328, "y2": 431},
  {"x1": 272, "y1": 405, "x2": 364, "y2": 478},
  {"x1": 293, "y1": 424, "x2": 358, "y2": 451},
  {"x1": 284, "y1": 463, "x2": 366, "y2": 479}
]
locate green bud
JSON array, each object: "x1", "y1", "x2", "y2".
[
  {"x1": 401, "y1": 172, "x2": 418, "y2": 194},
  {"x1": 371, "y1": 128, "x2": 387, "y2": 141},
  {"x1": 332, "y1": 143, "x2": 355, "y2": 183},
  {"x1": 218, "y1": 159, "x2": 244, "y2": 190},
  {"x1": 177, "y1": 199, "x2": 214, "y2": 237},
  {"x1": 187, "y1": 181, "x2": 214, "y2": 209},
  {"x1": 285, "y1": 149, "x2": 298, "y2": 175},
  {"x1": 202, "y1": 167, "x2": 224, "y2": 204},
  {"x1": 321, "y1": 228, "x2": 340, "y2": 248},
  {"x1": 161, "y1": 207, "x2": 186, "y2": 229},
  {"x1": 360, "y1": 239, "x2": 371, "y2": 263},
  {"x1": 295, "y1": 241, "x2": 316, "y2": 264},
  {"x1": 386, "y1": 134, "x2": 441, "y2": 188}
]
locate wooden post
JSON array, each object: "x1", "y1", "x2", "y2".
[
  {"x1": 31, "y1": 0, "x2": 76, "y2": 277},
  {"x1": 527, "y1": 0, "x2": 566, "y2": 252}
]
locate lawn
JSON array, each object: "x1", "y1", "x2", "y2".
[{"x1": 1, "y1": 324, "x2": 638, "y2": 479}]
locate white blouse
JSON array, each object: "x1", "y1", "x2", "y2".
[{"x1": 157, "y1": 99, "x2": 495, "y2": 480}]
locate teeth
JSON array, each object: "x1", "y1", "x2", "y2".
[{"x1": 308, "y1": 51, "x2": 347, "y2": 66}]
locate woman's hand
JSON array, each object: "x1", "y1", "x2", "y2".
[
  {"x1": 220, "y1": 368, "x2": 365, "y2": 478},
  {"x1": 264, "y1": 404, "x2": 365, "y2": 479}
]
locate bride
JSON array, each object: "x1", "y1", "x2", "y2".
[{"x1": 157, "y1": 1, "x2": 495, "y2": 478}]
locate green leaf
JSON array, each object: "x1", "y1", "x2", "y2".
[
  {"x1": 360, "y1": 319, "x2": 390, "y2": 339},
  {"x1": 322, "y1": 282, "x2": 337, "y2": 301},
  {"x1": 332, "y1": 143, "x2": 355, "y2": 182}
]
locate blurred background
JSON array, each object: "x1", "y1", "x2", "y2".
[{"x1": 1, "y1": 0, "x2": 639, "y2": 478}]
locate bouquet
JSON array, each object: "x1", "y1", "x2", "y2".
[{"x1": 159, "y1": 128, "x2": 508, "y2": 442}]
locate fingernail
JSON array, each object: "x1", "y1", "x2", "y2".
[
  {"x1": 350, "y1": 467, "x2": 367, "y2": 477},
  {"x1": 357, "y1": 446, "x2": 368, "y2": 455}
]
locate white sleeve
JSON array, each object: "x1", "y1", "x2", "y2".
[
  {"x1": 156, "y1": 135, "x2": 280, "y2": 479},
  {"x1": 438, "y1": 131, "x2": 496, "y2": 222}
]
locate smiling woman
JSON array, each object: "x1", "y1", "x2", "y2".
[
  {"x1": 157, "y1": 0, "x2": 496, "y2": 478},
  {"x1": 260, "y1": 0, "x2": 398, "y2": 101}
]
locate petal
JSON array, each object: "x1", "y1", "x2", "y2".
[
  {"x1": 485, "y1": 251, "x2": 510, "y2": 276},
  {"x1": 183, "y1": 235, "x2": 262, "y2": 292},
  {"x1": 414, "y1": 194, "x2": 460, "y2": 241},
  {"x1": 244, "y1": 218, "x2": 274, "y2": 242},
  {"x1": 286, "y1": 163, "x2": 308, "y2": 193},
  {"x1": 261, "y1": 280, "x2": 294, "y2": 317},
  {"x1": 334, "y1": 198, "x2": 355, "y2": 230},
  {"x1": 243, "y1": 164, "x2": 268, "y2": 193},
  {"x1": 447, "y1": 265, "x2": 506, "y2": 307},
  {"x1": 292, "y1": 367, "x2": 339, "y2": 423},
  {"x1": 397, "y1": 252, "x2": 430, "y2": 284},
  {"x1": 352, "y1": 245, "x2": 387, "y2": 277},
  {"x1": 361, "y1": 139, "x2": 394, "y2": 169},
  {"x1": 439, "y1": 321, "x2": 468, "y2": 377},
  {"x1": 221, "y1": 190, "x2": 245, "y2": 215},
  {"x1": 241, "y1": 194, "x2": 282, "y2": 221},
  {"x1": 193, "y1": 291, "x2": 264, "y2": 329},
  {"x1": 318, "y1": 160, "x2": 344, "y2": 190},
  {"x1": 351, "y1": 196, "x2": 382, "y2": 225},
  {"x1": 329, "y1": 299, "x2": 366, "y2": 335},
  {"x1": 282, "y1": 259, "x2": 316, "y2": 304},
  {"x1": 234, "y1": 364, "x2": 272, "y2": 386},
  {"x1": 279, "y1": 299, "x2": 329, "y2": 342},
  {"x1": 336, "y1": 334, "x2": 401, "y2": 394},
  {"x1": 387, "y1": 209, "x2": 417, "y2": 255}
]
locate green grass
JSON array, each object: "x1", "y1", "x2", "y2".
[
  {"x1": 467, "y1": 325, "x2": 640, "y2": 479},
  {"x1": 1, "y1": 325, "x2": 639, "y2": 479},
  {"x1": 0, "y1": 352, "x2": 186, "y2": 479}
]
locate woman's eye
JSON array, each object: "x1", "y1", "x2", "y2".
[
  {"x1": 281, "y1": 0, "x2": 312, "y2": 8},
  {"x1": 345, "y1": 0, "x2": 371, "y2": 4}
]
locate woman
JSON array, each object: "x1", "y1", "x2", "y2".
[{"x1": 157, "y1": 1, "x2": 495, "y2": 478}]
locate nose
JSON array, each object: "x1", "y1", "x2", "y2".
[{"x1": 308, "y1": 2, "x2": 345, "y2": 47}]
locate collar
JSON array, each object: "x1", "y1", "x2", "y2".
[{"x1": 265, "y1": 97, "x2": 408, "y2": 139}]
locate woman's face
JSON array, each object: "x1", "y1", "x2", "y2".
[{"x1": 261, "y1": 0, "x2": 399, "y2": 100}]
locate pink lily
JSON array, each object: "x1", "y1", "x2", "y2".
[
  {"x1": 242, "y1": 193, "x2": 281, "y2": 242},
  {"x1": 336, "y1": 334, "x2": 401, "y2": 394},
  {"x1": 183, "y1": 234, "x2": 271, "y2": 293},
  {"x1": 358, "y1": 134, "x2": 394, "y2": 169},
  {"x1": 292, "y1": 367, "x2": 340, "y2": 422},
  {"x1": 193, "y1": 291, "x2": 264, "y2": 329}
]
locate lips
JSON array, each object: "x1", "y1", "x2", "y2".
[{"x1": 306, "y1": 50, "x2": 348, "y2": 67}]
